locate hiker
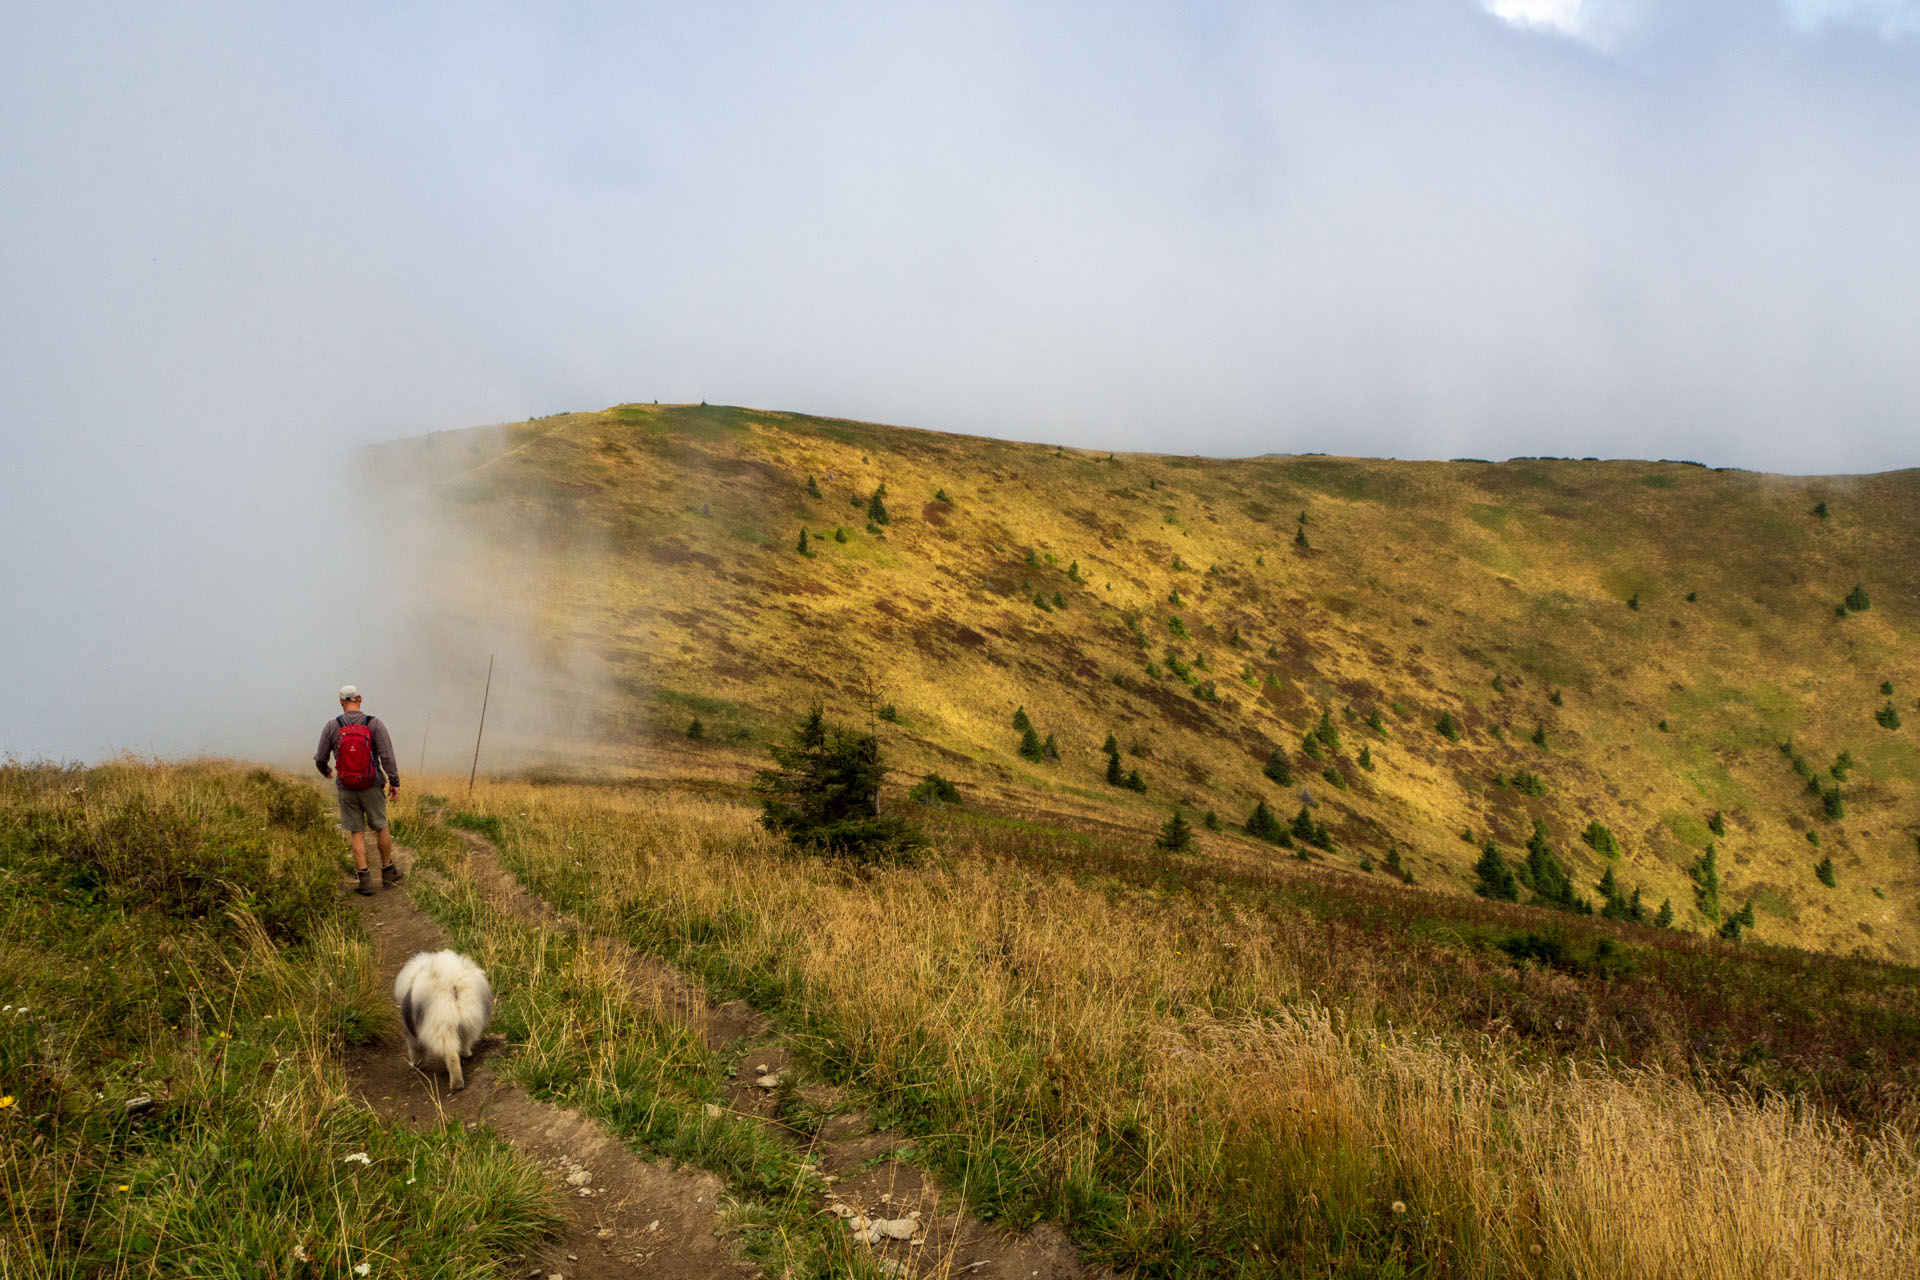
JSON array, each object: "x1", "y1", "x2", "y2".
[{"x1": 315, "y1": 684, "x2": 404, "y2": 896}]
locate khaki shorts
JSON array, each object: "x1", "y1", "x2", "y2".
[{"x1": 336, "y1": 784, "x2": 389, "y2": 833}]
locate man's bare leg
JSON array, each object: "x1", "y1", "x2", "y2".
[
  {"x1": 375, "y1": 826, "x2": 395, "y2": 867},
  {"x1": 348, "y1": 830, "x2": 369, "y2": 872}
]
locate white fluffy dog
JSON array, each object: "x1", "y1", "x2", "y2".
[{"x1": 393, "y1": 950, "x2": 493, "y2": 1090}]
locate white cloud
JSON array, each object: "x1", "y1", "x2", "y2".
[{"x1": 1484, "y1": 0, "x2": 1591, "y2": 39}]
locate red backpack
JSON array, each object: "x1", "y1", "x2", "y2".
[{"x1": 335, "y1": 717, "x2": 379, "y2": 790}]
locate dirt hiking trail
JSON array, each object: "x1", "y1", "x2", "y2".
[{"x1": 344, "y1": 832, "x2": 1110, "y2": 1280}]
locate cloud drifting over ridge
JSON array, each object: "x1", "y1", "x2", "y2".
[{"x1": 3, "y1": 1, "x2": 1920, "y2": 758}]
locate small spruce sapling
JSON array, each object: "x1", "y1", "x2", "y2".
[
  {"x1": 1436, "y1": 711, "x2": 1461, "y2": 742},
  {"x1": 1012, "y1": 706, "x2": 1032, "y2": 732},
  {"x1": 1264, "y1": 747, "x2": 1293, "y2": 786},
  {"x1": 1245, "y1": 800, "x2": 1287, "y2": 844},
  {"x1": 1155, "y1": 810, "x2": 1193, "y2": 852},
  {"x1": 1202, "y1": 809, "x2": 1221, "y2": 832},
  {"x1": 806, "y1": 475, "x2": 823, "y2": 499},
  {"x1": 1707, "y1": 811, "x2": 1725, "y2": 836},
  {"x1": 686, "y1": 718, "x2": 705, "y2": 740},
  {"x1": 1358, "y1": 745, "x2": 1374, "y2": 770},
  {"x1": 1655, "y1": 898, "x2": 1674, "y2": 928},
  {"x1": 1018, "y1": 726, "x2": 1045, "y2": 761},
  {"x1": 1815, "y1": 855, "x2": 1837, "y2": 887},
  {"x1": 1549, "y1": 688, "x2": 1564, "y2": 707}
]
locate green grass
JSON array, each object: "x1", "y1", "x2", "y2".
[
  {"x1": 0, "y1": 762, "x2": 558, "y2": 1277},
  {"x1": 399, "y1": 837, "x2": 874, "y2": 1280},
  {"x1": 1663, "y1": 811, "x2": 1716, "y2": 850}
]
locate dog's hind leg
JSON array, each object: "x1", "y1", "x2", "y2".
[
  {"x1": 400, "y1": 992, "x2": 420, "y2": 1066},
  {"x1": 445, "y1": 1044, "x2": 465, "y2": 1091}
]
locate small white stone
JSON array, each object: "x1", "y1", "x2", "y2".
[
  {"x1": 849, "y1": 1216, "x2": 869, "y2": 1233},
  {"x1": 831, "y1": 1203, "x2": 855, "y2": 1218},
  {"x1": 704, "y1": 1103, "x2": 724, "y2": 1117},
  {"x1": 647, "y1": 1220, "x2": 660, "y2": 1232},
  {"x1": 565, "y1": 1169, "x2": 592, "y2": 1187},
  {"x1": 755, "y1": 1073, "x2": 781, "y2": 1089},
  {"x1": 882, "y1": 1218, "x2": 917, "y2": 1240}
]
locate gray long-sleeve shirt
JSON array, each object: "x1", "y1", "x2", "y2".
[{"x1": 315, "y1": 711, "x2": 400, "y2": 789}]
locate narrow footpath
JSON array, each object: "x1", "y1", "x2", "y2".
[{"x1": 342, "y1": 830, "x2": 1111, "y2": 1279}]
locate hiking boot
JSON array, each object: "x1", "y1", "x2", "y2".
[
  {"x1": 381, "y1": 861, "x2": 405, "y2": 888},
  {"x1": 355, "y1": 869, "x2": 376, "y2": 897}
]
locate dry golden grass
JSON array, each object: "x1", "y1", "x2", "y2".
[
  {"x1": 372, "y1": 404, "x2": 1920, "y2": 961},
  {"x1": 446, "y1": 778, "x2": 1920, "y2": 1278}
]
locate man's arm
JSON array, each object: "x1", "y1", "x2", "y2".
[
  {"x1": 314, "y1": 721, "x2": 336, "y2": 778},
  {"x1": 371, "y1": 717, "x2": 400, "y2": 789}
]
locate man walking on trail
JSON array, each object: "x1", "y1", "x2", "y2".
[{"x1": 315, "y1": 685, "x2": 404, "y2": 896}]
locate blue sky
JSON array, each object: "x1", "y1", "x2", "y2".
[{"x1": 3, "y1": 1, "x2": 1919, "y2": 757}]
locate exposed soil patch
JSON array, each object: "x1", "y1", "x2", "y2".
[{"x1": 344, "y1": 861, "x2": 752, "y2": 1280}]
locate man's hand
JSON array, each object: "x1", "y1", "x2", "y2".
[{"x1": 386, "y1": 782, "x2": 399, "y2": 801}]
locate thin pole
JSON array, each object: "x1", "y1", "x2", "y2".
[
  {"x1": 467, "y1": 654, "x2": 493, "y2": 798},
  {"x1": 417, "y1": 712, "x2": 431, "y2": 780}
]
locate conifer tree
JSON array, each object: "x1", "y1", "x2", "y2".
[
  {"x1": 1012, "y1": 706, "x2": 1032, "y2": 732},
  {"x1": 867, "y1": 485, "x2": 891, "y2": 525},
  {"x1": 1018, "y1": 726, "x2": 1044, "y2": 761},
  {"x1": 1844, "y1": 584, "x2": 1871, "y2": 612},
  {"x1": 1203, "y1": 809, "x2": 1221, "y2": 831},
  {"x1": 1531, "y1": 723, "x2": 1547, "y2": 748},
  {"x1": 1359, "y1": 745, "x2": 1374, "y2": 770},
  {"x1": 1103, "y1": 731, "x2": 1119, "y2": 756},
  {"x1": 1692, "y1": 843, "x2": 1722, "y2": 922},
  {"x1": 1042, "y1": 733, "x2": 1060, "y2": 761},
  {"x1": 796, "y1": 526, "x2": 812, "y2": 556},
  {"x1": 754, "y1": 704, "x2": 925, "y2": 862},
  {"x1": 1315, "y1": 708, "x2": 1341, "y2": 752},
  {"x1": 1474, "y1": 841, "x2": 1520, "y2": 901},
  {"x1": 1525, "y1": 820, "x2": 1588, "y2": 912},
  {"x1": 1436, "y1": 711, "x2": 1461, "y2": 742},
  {"x1": 1367, "y1": 709, "x2": 1386, "y2": 735},
  {"x1": 1263, "y1": 747, "x2": 1293, "y2": 786},
  {"x1": 1155, "y1": 809, "x2": 1193, "y2": 852},
  {"x1": 1105, "y1": 751, "x2": 1124, "y2": 786},
  {"x1": 1655, "y1": 897, "x2": 1674, "y2": 928},
  {"x1": 1294, "y1": 525, "x2": 1310, "y2": 549},
  {"x1": 1816, "y1": 855, "x2": 1837, "y2": 887},
  {"x1": 1708, "y1": 811, "x2": 1726, "y2": 836},
  {"x1": 806, "y1": 475, "x2": 823, "y2": 499},
  {"x1": 1245, "y1": 800, "x2": 1285, "y2": 844}
]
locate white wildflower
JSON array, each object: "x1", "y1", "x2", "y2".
[
  {"x1": 354, "y1": 1264, "x2": 371, "y2": 1277},
  {"x1": 341, "y1": 1152, "x2": 372, "y2": 1166}
]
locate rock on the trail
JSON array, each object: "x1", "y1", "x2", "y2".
[
  {"x1": 565, "y1": 1168, "x2": 592, "y2": 1187},
  {"x1": 881, "y1": 1218, "x2": 918, "y2": 1240},
  {"x1": 754, "y1": 1072, "x2": 782, "y2": 1089}
]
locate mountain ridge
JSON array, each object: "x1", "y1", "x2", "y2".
[{"x1": 368, "y1": 402, "x2": 1920, "y2": 960}]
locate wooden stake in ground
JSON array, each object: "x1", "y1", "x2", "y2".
[
  {"x1": 418, "y1": 711, "x2": 430, "y2": 780},
  {"x1": 468, "y1": 654, "x2": 493, "y2": 798}
]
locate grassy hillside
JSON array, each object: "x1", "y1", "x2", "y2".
[{"x1": 368, "y1": 403, "x2": 1920, "y2": 960}]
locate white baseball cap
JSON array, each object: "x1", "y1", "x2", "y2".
[{"x1": 339, "y1": 685, "x2": 361, "y2": 701}]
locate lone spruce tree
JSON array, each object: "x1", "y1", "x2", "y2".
[
  {"x1": 754, "y1": 704, "x2": 925, "y2": 863},
  {"x1": 1155, "y1": 809, "x2": 1194, "y2": 852}
]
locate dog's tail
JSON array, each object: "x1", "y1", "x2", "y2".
[{"x1": 415, "y1": 971, "x2": 491, "y2": 1091}]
